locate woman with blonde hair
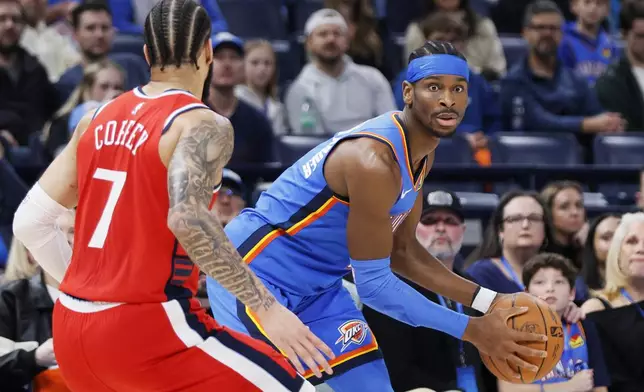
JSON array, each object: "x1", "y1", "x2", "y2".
[
  {"x1": 582, "y1": 212, "x2": 644, "y2": 391},
  {"x1": 235, "y1": 40, "x2": 288, "y2": 135},
  {"x1": 42, "y1": 60, "x2": 124, "y2": 158},
  {"x1": 0, "y1": 210, "x2": 75, "y2": 391}
]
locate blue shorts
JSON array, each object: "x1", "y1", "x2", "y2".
[{"x1": 207, "y1": 276, "x2": 383, "y2": 384}]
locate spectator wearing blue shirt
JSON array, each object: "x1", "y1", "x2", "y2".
[
  {"x1": 500, "y1": 0, "x2": 624, "y2": 136},
  {"x1": 392, "y1": 12, "x2": 500, "y2": 165},
  {"x1": 559, "y1": 0, "x2": 618, "y2": 86},
  {"x1": 55, "y1": 1, "x2": 149, "y2": 102},
  {"x1": 205, "y1": 33, "x2": 275, "y2": 165},
  {"x1": 109, "y1": 0, "x2": 227, "y2": 35}
]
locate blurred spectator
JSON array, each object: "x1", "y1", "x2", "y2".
[
  {"x1": 466, "y1": 190, "x2": 553, "y2": 293},
  {"x1": 500, "y1": 0, "x2": 624, "y2": 136},
  {"x1": 43, "y1": 0, "x2": 77, "y2": 26},
  {"x1": 42, "y1": 60, "x2": 124, "y2": 158},
  {"x1": 18, "y1": 0, "x2": 81, "y2": 82},
  {"x1": 582, "y1": 212, "x2": 644, "y2": 392},
  {"x1": 55, "y1": 0, "x2": 148, "y2": 102},
  {"x1": 541, "y1": 181, "x2": 587, "y2": 270},
  {"x1": 579, "y1": 213, "x2": 621, "y2": 301},
  {"x1": 491, "y1": 0, "x2": 575, "y2": 34},
  {"x1": 595, "y1": 0, "x2": 644, "y2": 131},
  {"x1": 109, "y1": 0, "x2": 227, "y2": 35},
  {"x1": 0, "y1": 210, "x2": 74, "y2": 391},
  {"x1": 363, "y1": 190, "x2": 487, "y2": 392},
  {"x1": 404, "y1": 0, "x2": 506, "y2": 79},
  {"x1": 392, "y1": 12, "x2": 500, "y2": 165},
  {"x1": 0, "y1": 149, "x2": 28, "y2": 251},
  {"x1": 0, "y1": 0, "x2": 62, "y2": 146},
  {"x1": 324, "y1": 0, "x2": 392, "y2": 79},
  {"x1": 212, "y1": 168, "x2": 247, "y2": 227},
  {"x1": 497, "y1": 253, "x2": 610, "y2": 392},
  {"x1": 285, "y1": 9, "x2": 395, "y2": 135},
  {"x1": 205, "y1": 32, "x2": 274, "y2": 164},
  {"x1": 559, "y1": 0, "x2": 618, "y2": 87},
  {"x1": 235, "y1": 40, "x2": 288, "y2": 136}
]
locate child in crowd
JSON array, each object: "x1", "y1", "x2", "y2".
[
  {"x1": 559, "y1": 0, "x2": 618, "y2": 86},
  {"x1": 497, "y1": 253, "x2": 610, "y2": 392}
]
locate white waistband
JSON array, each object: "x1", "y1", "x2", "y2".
[{"x1": 58, "y1": 292, "x2": 123, "y2": 313}]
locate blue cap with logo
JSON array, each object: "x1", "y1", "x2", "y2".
[{"x1": 211, "y1": 32, "x2": 244, "y2": 55}]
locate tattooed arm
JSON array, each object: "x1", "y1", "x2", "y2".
[{"x1": 166, "y1": 111, "x2": 274, "y2": 313}]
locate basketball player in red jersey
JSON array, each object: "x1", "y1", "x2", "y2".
[{"x1": 12, "y1": 0, "x2": 334, "y2": 390}]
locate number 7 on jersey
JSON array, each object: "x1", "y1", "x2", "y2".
[{"x1": 88, "y1": 168, "x2": 127, "y2": 249}]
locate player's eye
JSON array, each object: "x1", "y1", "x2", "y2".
[
  {"x1": 428, "y1": 84, "x2": 440, "y2": 92},
  {"x1": 454, "y1": 85, "x2": 465, "y2": 93}
]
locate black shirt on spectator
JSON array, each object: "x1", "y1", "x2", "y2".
[
  {"x1": 0, "y1": 48, "x2": 61, "y2": 145},
  {"x1": 225, "y1": 99, "x2": 275, "y2": 165}
]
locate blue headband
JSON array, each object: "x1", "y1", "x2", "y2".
[{"x1": 406, "y1": 54, "x2": 469, "y2": 83}]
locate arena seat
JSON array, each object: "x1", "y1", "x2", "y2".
[
  {"x1": 219, "y1": 0, "x2": 286, "y2": 39},
  {"x1": 583, "y1": 192, "x2": 608, "y2": 208},
  {"x1": 593, "y1": 133, "x2": 644, "y2": 165},
  {"x1": 593, "y1": 134, "x2": 644, "y2": 203},
  {"x1": 455, "y1": 192, "x2": 499, "y2": 208},
  {"x1": 490, "y1": 132, "x2": 582, "y2": 165},
  {"x1": 276, "y1": 135, "x2": 327, "y2": 166},
  {"x1": 111, "y1": 34, "x2": 145, "y2": 60},
  {"x1": 500, "y1": 36, "x2": 527, "y2": 67},
  {"x1": 426, "y1": 135, "x2": 482, "y2": 192},
  {"x1": 385, "y1": 0, "x2": 424, "y2": 34}
]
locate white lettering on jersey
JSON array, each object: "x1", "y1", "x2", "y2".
[
  {"x1": 301, "y1": 122, "x2": 367, "y2": 179},
  {"x1": 94, "y1": 120, "x2": 150, "y2": 156}
]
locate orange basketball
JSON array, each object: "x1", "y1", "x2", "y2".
[{"x1": 480, "y1": 292, "x2": 564, "y2": 384}]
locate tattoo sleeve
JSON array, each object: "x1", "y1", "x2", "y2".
[{"x1": 167, "y1": 116, "x2": 276, "y2": 313}]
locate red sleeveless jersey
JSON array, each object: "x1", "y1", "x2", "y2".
[{"x1": 60, "y1": 88, "x2": 211, "y2": 303}]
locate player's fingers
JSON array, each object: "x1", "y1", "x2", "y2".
[
  {"x1": 507, "y1": 354, "x2": 539, "y2": 373},
  {"x1": 282, "y1": 344, "x2": 306, "y2": 376},
  {"x1": 299, "y1": 337, "x2": 333, "y2": 375},
  {"x1": 504, "y1": 306, "x2": 529, "y2": 319},
  {"x1": 306, "y1": 330, "x2": 336, "y2": 360},
  {"x1": 291, "y1": 341, "x2": 322, "y2": 378},
  {"x1": 513, "y1": 330, "x2": 548, "y2": 343},
  {"x1": 512, "y1": 343, "x2": 547, "y2": 359}
]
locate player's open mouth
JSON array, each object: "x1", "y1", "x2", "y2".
[{"x1": 435, "y1": 113, "x2": 458, "y2": 127}]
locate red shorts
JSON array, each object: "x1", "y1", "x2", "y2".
[{"x1": 53, "y1": 293, "x2": 313, "y2": 392}]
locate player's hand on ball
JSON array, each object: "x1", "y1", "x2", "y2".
[
  {"x1": 256, "y1": 301, "x2": 335, "y2": 378},
  {"x1": 463, "y1": 301, "x2": 547, "y2": 378},
  {"x1": 566, "y1": 369, "x2": 594, "y2": 392}
]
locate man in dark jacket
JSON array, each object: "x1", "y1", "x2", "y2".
[
  {"x1": 595, "y1": 0, "x2": 644, "y2": 131},
  {"x1": 362, "y1": 190, "x2": 487, "y2": 392}
]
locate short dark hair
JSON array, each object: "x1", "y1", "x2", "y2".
[
  {"x1": 522, "y1": 0, "x2": 563, "y2": 28},
  {"x1": 144, "y1": 0, "x2": 212, "y2": 70},
  {"x1": 523, "y1": 252, "x2": 578, "y2": 288},
  {"x1": 71, "y1": 0, "x2": 112, "y2": 29},
  {"x1": 621, "y1": 0, "x2": 644, "y2": 34},
  {"x1": 408, "y1": 40, "x2": 466, "y2": 66},
  {"x1": 419, "y1": 12, "x2": 468, "y2": 41}
]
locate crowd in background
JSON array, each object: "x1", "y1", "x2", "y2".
[{"x1": 0, "y1": 0, "x2": 643, "y2": 391}]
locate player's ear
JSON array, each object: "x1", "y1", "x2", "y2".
[
  {"x1": 402, "y1": 81, "x2": 413, "y2": 107},
  {"x1": 143, "y1": 44, "x2": 151, "y2": 67},
  {"x1": 204, "y1": 38, "x2": 213, "y2": 66}
]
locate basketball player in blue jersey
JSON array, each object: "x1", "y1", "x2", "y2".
[{"x1": 207, "y1": 41, "x2": 548, "y2": 391}]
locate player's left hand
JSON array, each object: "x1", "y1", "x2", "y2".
[{"x1": 562, "y1": 301, "x2": 585, "y2": 324}]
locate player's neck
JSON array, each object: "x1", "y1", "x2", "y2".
[
  {"x1": 147, "y1": 68, "x2": 204, "y2": 98},
  {"x1": 399, "y1": 107, "x2": 439, "y2": 166}
]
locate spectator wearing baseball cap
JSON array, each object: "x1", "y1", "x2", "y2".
[
  {"x1": 363, "y1": 191, "x2": 487, "y2": 391},
  {"x1": 212, "y1": 168, "x2": 246, "y2": 227},
  {"x1": 285, "y1": 8, "x2": 395, "y2": 135},
  {"x1": 204, "y1": 32, "x2": 275, "y2": 165},
  {"x1": 417, "y1": 190, "x2": 467, "y2": 272}
]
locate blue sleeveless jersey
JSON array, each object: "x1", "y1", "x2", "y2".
[{"x1": 224, "y1": 111, "x2": 428, "y2": 295}]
